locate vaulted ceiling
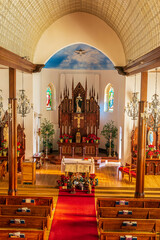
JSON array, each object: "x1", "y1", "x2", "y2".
[{"x1": 1, "y1": 0, "x2": 160, "y2": 65}]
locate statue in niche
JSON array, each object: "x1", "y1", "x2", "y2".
[
  {"x1": 3, "y1": 123, "x2": 8, "y2": 148},
  {"x1": 148, "y1": 128, "x2": 154, "y2": 145},
  {"x1": 76, "y1": 93, "x2": 82, "y2": 113}
]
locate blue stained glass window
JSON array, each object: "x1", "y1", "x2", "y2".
[{"x1": 104, "y1": 84, "x2": 114, "y2": 112}]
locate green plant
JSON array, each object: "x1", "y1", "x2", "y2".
[
  {"x1": 40, "y1": 119, "x2": 55, "y2": 149},
  {"x1": 101, "y1": 120, "x2": 118, "y2": 150}
]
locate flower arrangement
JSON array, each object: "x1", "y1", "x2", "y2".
[
  {"x1": 3, "y1": 147, "x2": 8, "y2": 152},
  {"x1": 17, "y1": 142, "x2": 21, "y2": 152},
  {"x1": 146, "y1": 150, "x2": 154, "y2": 159},
  {"x1": 87, "y1": 134, "x2": 100, "y2": 143},
  {"x1": 155, "y1": 150, "x2": 160, "y2": 158},
  {"x1": 148, "y1": 145, "x2": 155, "y2": 151},
  {"x1": 57, "y1": 173, "x2": 98, "y2": 192},
  {"x1": 1, "y1": 139, "x2": 7, "y2": 147}
]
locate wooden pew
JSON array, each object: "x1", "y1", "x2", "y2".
[
  {"x1": 97, "y1": 198, "x2": 160, "y2": 209},
  {"x1": 0, "y1": 204, "x2": 52, "y2": 218},
  {"x1": 98, "y1": 207, "x2": 160, "y2": 219},
  {"x1": 0, "y1": 215, "x2": 49, "y2": 230},
  {"x1": 0, "y1": 229, "x2": 46, "y2": 240},
  {"x1": 99, "y1": 218, "x2": 160, "y2": 232},
  {"x1": 100, "y1": 231, "x2": 157, "y2": 240},
  {"x1": 98, "y1": 207, "x2": 149, "y2": 219},
  {"x1": 0, "y1": 196, "x2": 53, "y2": 209},
  {"x1": 6, "y1": 196, "x2": 53, "y2": 209}
]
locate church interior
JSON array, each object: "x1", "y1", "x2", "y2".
[{"x1": 1, "y1": 0, "x2": 160, "y2": 239}]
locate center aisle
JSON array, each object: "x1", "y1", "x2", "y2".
[{"x1": 49, "y1": 191, "x2": 98, "y2": 240}]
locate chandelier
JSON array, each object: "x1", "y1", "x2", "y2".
[
  {"x1": 0, "y1": 90, "x2": 10, "y2": 126},
  {"x1": 141, "y1": 68, "x2": 160, "y2": 132},
  {"x1": 17, "y1": 72, "x2": 33, "y2": 118},
  {"x1": 125, "y1": 75, "x2": 139, "y2": 120}
]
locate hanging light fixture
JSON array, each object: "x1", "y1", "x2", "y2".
[
  {"x1": 141, "y1": 68, "x2": 160, "y2": 132},
  {"x1": 17, "y1": 72, "x2": 33, "y2": 118},
  {"x1": 0, "y1": 89, "x2": 9, "y2": 126},
  {"x1": 125, "y1": 75, "x2": 139, "y2": 120}
]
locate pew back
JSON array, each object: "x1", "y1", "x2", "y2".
[
  {"x1": 100, "y1": 231, "x2": 157, "y2": 240},
  {"x1": 97, "y1": 198, "x2": 160, "y2": 209},
  {"x1": 0, "y1": 205, "x2": 51, "y2": 217},
  {"x1": 99, "y1": 218, "x2": 160, "y2": 233},
  {"x1": 0, "y1": 229, "x2": 46, "y2": 240},
  {"x1": 0, "y1": 215, "x2": 49, "y2": 230}
]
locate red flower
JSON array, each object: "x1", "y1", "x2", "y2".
[
  {"x1": 148, "y1": 145, "x2": 154, "y2": 148},
  {"x1": 148, "y1": 151, "x2": 153, "y2": 156}
]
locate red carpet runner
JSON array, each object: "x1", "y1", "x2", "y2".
[{"x1": 49, "y1": 191, "x2": 98, "y2": 240}]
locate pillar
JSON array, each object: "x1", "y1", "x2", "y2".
[
  {"x1": 135, "y1": 72, "x2": 148, "y2": 198},
  {"x1": 8, "y1": 68, "x2": 17, "y2": 195}
]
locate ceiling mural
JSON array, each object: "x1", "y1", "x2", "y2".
[{"x1": 44, "y1": 44, "x2": 114, "y2": 70}]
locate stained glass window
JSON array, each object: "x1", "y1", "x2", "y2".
[
  {"x1": 46, "y1": 86, "x2": 52, "y2": 110},
  {"x1": 104, "y1": 84, "x2": 114, "y2": 112}
]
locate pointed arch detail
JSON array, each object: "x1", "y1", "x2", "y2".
[
  {"x1": 104, "y1": 83, "x2": 114, "y2": 112},
  {"x1": 46, "y1": 83, "x2": 56, "y2": 111}
]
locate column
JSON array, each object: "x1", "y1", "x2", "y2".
[
  {"x1": 8, "y1": 68, "x2": 17, "y2": 196},
  {"x1": 135, "y1": 72, "x2": 148, "y2": 198}
]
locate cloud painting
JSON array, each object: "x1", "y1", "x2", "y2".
[{"x1": 44, "y1": 44, "x2": 114, "y2": 70}]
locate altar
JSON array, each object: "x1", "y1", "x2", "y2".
[
  {"x1": 61, "y1": 157, "x2": 95, "y2": 174},
  {"x1": 58, "y1": 81, "x2": 100, "y2": 158}
]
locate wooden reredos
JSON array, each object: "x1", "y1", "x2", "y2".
[{"x1": 59, "y1": 80, "x2": 100, "y2": 141}]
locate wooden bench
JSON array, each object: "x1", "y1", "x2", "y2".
[
  {"x1": 0, "y1": 204, "x2": 52, "y2": 217},
  {"x1": 97, "y1": 198, "x2": 160, "y2": 209},
  {"x1": 99, "y1": 218, "x2": 160, "y2": 232},
  {"x1": 0, "y1": 215, "x2": 49, "y2": 230},
  {"x1": 0, "y1": 229, "x2": 46, "y2": 240},
  {"x1": 98, "y1": 207, "x2": 160, "y2": 219},
  {"x1": 0, "y1": 196, "x2": 53, "y2": 209},
  {"x1": 100, "y1": 231, "x2": 157, "y2": 240}
]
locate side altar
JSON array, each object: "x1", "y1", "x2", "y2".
[{"x1": 58, "y1": 81, "x2": 100, "y2": 158}]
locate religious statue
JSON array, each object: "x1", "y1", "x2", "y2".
[
  {"x1": 148, "y1": 128, "x2": 154, "y2": 145},
  {"x1": 3, "y1": 123, "x2": 8, "y2": 148},
  {"x1": 76, "y1": 93, "x2": 82, "y2": 113}
]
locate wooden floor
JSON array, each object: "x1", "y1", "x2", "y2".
[{"x1": 0, "y1": 161, "x2": 160, "y2": 198}]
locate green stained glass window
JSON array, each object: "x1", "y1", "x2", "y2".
[{"x1": 46, "y1": 87, "x2": 52, "y2": 110}]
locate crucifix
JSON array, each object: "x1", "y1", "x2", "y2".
[{"x1": 74, "y1": 114, "x2": 84, "y2": 128}]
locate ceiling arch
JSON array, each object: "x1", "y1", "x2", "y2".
[
  {"x1": 0, "y1": 0, "x2": 160, "y2": 65},
  {"x1": 34, "y1": 12, "x2": 125, "y2": 66}
]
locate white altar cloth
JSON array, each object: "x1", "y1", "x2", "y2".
[{"x1": 61, "y1": 157, "x2": 95, "y2": 174}]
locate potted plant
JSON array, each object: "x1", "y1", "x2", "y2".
[
  {"x1": 40, "y1": 119, "x2": 55, "y2": 157},
  {"x1": 17, "y1": 142, "x2": 21, "y2": 157},
  {"x1": 59, "y1": 135, "x2": 63, "y2": 143},
  {"x1": 69, "y1": 136, "x2": 73, "y2": 143},
  {"x1": 3, "y1": 147, "x2": 8, "y2": 157},
  {"x1": 0, "y1": 147, "x2": 2, "y2": 156},
  {"x1": 101, "y1": 120, "x2": 118, "y2": 156},
  {"x1": 57, "y1": 180, "x2": 62, "y2": 190}
]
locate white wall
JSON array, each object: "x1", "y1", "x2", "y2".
[
  {"x1": 99, "y1": 70, "x2": 125, "y2": 155},
  {"x1": 39, "y1": 68, "x2": 125, "y2": 156}
]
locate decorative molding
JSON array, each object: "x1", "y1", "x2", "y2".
[
  {"x1": 0, "y1": 47, "x2": 44, "y2": 73},
  {"x1": 123, "y1": 46, "x2": 160, "y2": 76},
  {"x1": 114, "y1": 66, "x2": 126, "y2": 76}
]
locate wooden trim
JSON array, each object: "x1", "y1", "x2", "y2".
[
  {"x1": 115, "y1": 46, "x2": 160, "y2": 76},
  {"x1": 0, "y1": 47, "x2": 44, "y2": 73}
]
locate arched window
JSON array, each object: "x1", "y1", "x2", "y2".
[
  {"x1": 46, "y1": 86, "x2": 52, "y2": 110},
  {"x1": 46, "y1": 83, "x2": 56, "y2": 111},
  {"x1": 104, "y1": 83, "x2": 114, "y2": 112}
]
